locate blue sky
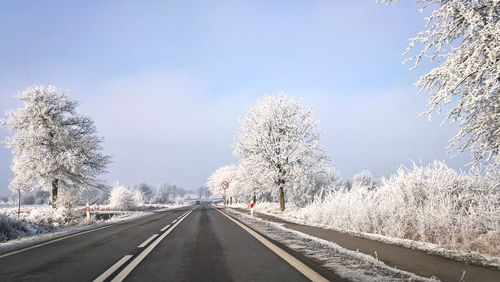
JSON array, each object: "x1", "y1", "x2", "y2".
[{"x1": 0, "y1": 0, "x2": 469, "y2": 196}]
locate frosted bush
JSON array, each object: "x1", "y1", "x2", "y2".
[
  {"x1": 108, "y1": 184, "x2": 143, "y2": 210},
  {"x1": 0, "y1": 213, "x2": 29, "y2": 241},
  {"x1": 296, "y1": 161, "x2": 499, "y2": 256},
  {"x1": 352, "y1": 170, "x2": 377, "y2": 191}
]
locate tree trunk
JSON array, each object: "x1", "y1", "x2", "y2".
[
  {"x1": 252, "y1": 187, "x2": 256, "y2": 204},
  {"x1": 18, "y1": 189, "x2": 21, "y2": 218},
  {"x1": 51, "y1": 179, "x2": 58, "y2": 208},
  {"x1": 279, "y1": 186, "x2": 285, "y2": 211}
]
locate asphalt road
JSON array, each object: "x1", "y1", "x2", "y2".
[{"x1": 0, "y1": 203, "x2": 335, "y2": 282}]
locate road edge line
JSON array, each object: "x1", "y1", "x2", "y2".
[{"x1": 214, "y1": 206, "x2": 329, "y2": 282}]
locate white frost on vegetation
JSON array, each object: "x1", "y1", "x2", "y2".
[
  {"x1": 233, "y1": 93, "x2": 329, "y2": 210},
  {"x1": 206, "y1": 165, "x2": 240, "y2": 200},
  {"x1": 252, "y1": 161, "x2": 500, "y2": 264},
  {"x1": 108, "y1": 184, "x2": 144, "y2": 211},
  {"x1": 0, "y1": 205, "x2": 92, "y2": 242},
  {"x1": 378, "y1": 0, "x2": 500, "y2": 175},
  {"x1": 0, "y1": 205, "x2": 152, "y2": 254},
  {"x1": 2, "y1": 85, "x2": 110, "y2": 205}
]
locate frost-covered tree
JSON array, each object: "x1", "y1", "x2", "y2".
[
  {"x1": 206, "y1": 165, "x2": 239, "y2": 203},
  {"x1": 153, "y1": 183, "x2": 185, "y2": 203},
  {"x1": 108, "y1": 184, "x2": 143, "y2": 210},
  {"x1": 135, "y1": 183, "x2": 154, "y2": 204},
  {"x1": 352, "y1": 170, "x2": 377, "y2": 191},
  {"x1": 198, "y1": 186, "x2": 211, "y2": 200},
  {"x1": 288, "y1": 167, "x2": 344, "y2": 207},
  {"x1": 81, "y1": 182, "x2": 110, "y2": 205},
  {"x1": 166, "y1": 184, "x2": 179, "y2": 200},
  {"x1": 3, "y1": 86, "x2": 111, "y2": 207},
  {"x1": 237, "y1": 157, "x2": 275, "y2": 203},
  {"x1": 379, "y1": 0, "x2": 500, "y2": 175},
  {"x1": 234, "y1": 93, "x2": 328, "y2": 211},
  {"x1": 154, "y1": 183, "x2": 170, "y2": 203}
]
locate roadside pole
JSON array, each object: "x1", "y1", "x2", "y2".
[{"x1": 251, "y1": 191, "x2": 256, "y2": 217}]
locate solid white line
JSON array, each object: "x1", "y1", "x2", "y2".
[
  {"x1": 111, "y1": 210, "x2": 192, "y2": 282},
  {"x1": 171, "y1": 219, "x2": 177, "y2": 223},
  {"x1": 214, "y1": 207, "x2": 329, "y2": 282},
  {"x1": 137, "y1": 234, "x2": 158, "y2": 248},
  {"x1": 160, "y1": 224, "x2": 171, "y2": 232},
  {"x1": 92, "y1": 255, "x2": 133, "y2": 282}
]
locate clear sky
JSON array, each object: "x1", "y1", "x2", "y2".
[{"x1": 0, "y1": 0, "x2": 469, "y2": 196}]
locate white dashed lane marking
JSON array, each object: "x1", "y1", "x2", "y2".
[{"x1": 137, "y1": 234, "x2": 159, "y2": 248}]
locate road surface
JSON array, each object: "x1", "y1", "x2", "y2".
[{"x1": 0, "y1": 203, "x2": 339, "y2": 281}]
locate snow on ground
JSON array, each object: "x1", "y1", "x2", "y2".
[
  {"x1": 223, "y1": 203, "x2": 248, "y2": 209},
  {"x1": 245, "y1": 203, "x2": 500, "y2": 269},
  {"x1": 0, "y1": 203, "x2": 187, "y2": 254},
  {"x1": 0, "y1": 210, "x2": 150, "y2": 255},
  {"x1": 224, "y1": 207, "x2": 435, "y2": 281},
  {"x1": 1, "y1": 205, "x2": 92, "y2": 241}
]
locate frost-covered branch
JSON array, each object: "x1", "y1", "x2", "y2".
[{"x1": 379, "y1": 0, "x2": 500, "y2": 176}]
